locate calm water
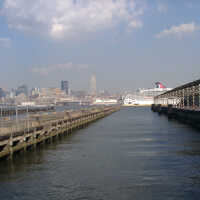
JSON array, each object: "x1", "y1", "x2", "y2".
[{"x1": 1, "y1": 107, "x2": 200, "y2": 200}]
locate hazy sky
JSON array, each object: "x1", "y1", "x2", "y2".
[{"x1": 0, "y1": 0, "x2": 200, "y2": 91}]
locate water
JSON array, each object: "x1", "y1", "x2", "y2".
[{"x1": 1, "y1": 107, "x2": 200, "y2": 200}]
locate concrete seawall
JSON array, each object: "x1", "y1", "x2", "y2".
[
  {"x1": 0, "y1": 106, "x2": 120, "y2": 160},
  {"x1": 151, "y1": 104, "x2": 200, "y2": 129}
]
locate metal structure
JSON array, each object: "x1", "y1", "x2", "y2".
[{"x1": 154, "y1": 79, "x2": 200, "y2": 109}]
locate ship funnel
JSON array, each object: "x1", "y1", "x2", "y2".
[{"x1": 155, "y1": 82, "x2": 166, "y2": 89}]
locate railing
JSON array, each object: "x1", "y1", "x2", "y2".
[{"x1": 154, "y1": 79, "x2": 200, "y2": 109}]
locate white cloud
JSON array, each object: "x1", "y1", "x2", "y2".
[
  {"x1": 156, "y1": 22, "x2": 198, "y2": 39},
  {"x1": 128, "y1": 20, "x2": 143, "y2": 29},
  {"x1": 31, "y1": 62, "x2": 89, "y2": 76},
  {"x1": 0, "y1": 37, "x2": 11, "y2": 48},
  {"x1": 1, "y1": 0, "x2": 145, "y2": 39}
]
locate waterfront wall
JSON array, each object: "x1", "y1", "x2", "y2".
[
  {"x1": 0, "y1": 106, "x2": 120, "y2": 160},
  {"x1": 151, "y1": 104, "x2": 200, "y2": 129}
]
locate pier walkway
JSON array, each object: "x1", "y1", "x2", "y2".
[{"x1": 0, "y1": 106, "x2": 120, "y2": 160}]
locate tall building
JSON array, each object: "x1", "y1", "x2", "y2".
[
  {"x1": 61, "y1": 80, "x2": 69, "y2": 95},
  {"x1": 90, "y1": 74, "x2": 97, "y2": 96},
  {"x1": 31, "y1": 88, "x2": 40, "y2": 97},
  {"x1": 16, "y1": 84, "x2": 28, "y2": 96},
  {"x1": 0, "y1": 88, "x2": 6, "y2": 98}
]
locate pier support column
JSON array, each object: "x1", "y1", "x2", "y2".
[
  {"x1": 182, "y1": 89, "x2": 184, "y2": 108},
  {"x1": 9, "y1": 138, "x2": 13, "y2": 160},
  {"x1": 199, "y1": 84, "x2": 200, "y2": 108},
  {"x1": 23, "y1": 136, "x2": 27, "y2": 152},
  {"x1": 187, "y1": 88, "x2": 189, "y2": 108},
  {"x1": 33, "y1": 128, "x2": 37, "y2": 149},
  {"x1": 192, "y1": 86, "x2": 195, "y2": 109}
]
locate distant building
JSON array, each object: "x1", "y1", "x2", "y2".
[
  {"x1": 0, "y1": 88, "x2": 6, "y2": 98},
  {"x1": 16, "y1": 84, "x2": 28, "y2": 96},
  {"x1": 15, "y1": 93, "x2": 27, "y2": 104},
  {"x1": 31, "y1": 88, "x2": 40, "y2": 97},
  {"x1": 90, "y1": 75, "x2": 96, "y2": 96},
  {"x1": 72, "y1": 90, "x2": 88, "y2": 98},
  {"x1": 40, "y1": 88, "x2": 65, "y2": 97},
  {"x1": 61, "y1": 80, "x2": 69, "y2": 95},
  {"x1": 21, "y1": 101, "x2": 36, "y2": 106}
]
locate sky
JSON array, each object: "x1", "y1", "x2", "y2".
[{"x1": 0, "y1": 0, "x2": 200, "y2": 92}]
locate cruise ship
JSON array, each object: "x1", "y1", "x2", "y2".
[
  {"x1": 138, "y1": 82, "x2": 172, "y2": 96},
  {"x1": 93, "y1": 98, "x2": 118, "y2": 105},
  {"x1": 123, "y1": 82, "x2": 172, "y2": 106}
]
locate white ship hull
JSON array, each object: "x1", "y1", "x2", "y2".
[{"x1": 123, "y1": 95, "x2": 153, "y2": 107}]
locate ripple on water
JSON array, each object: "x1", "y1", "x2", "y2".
[{"x1": 0, "y1": 107, "x2": 200, "y2": 200}]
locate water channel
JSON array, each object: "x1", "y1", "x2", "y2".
[{"x1": 0, "y1": 107, "x2": 200, "y2": 200}]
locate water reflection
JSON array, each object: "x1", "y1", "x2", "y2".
[
  {"x1": 0, "y1": 132, "x2": 78, "y2": 181},
  {"x1": 0, "y1": 107, "x2": 200, "y2": 200}
]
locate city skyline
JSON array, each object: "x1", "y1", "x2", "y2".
[{"x1": 0, "y1": 0, "x2": 200, "y2": 91}]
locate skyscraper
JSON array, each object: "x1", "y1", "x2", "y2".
[
  {"x1": 0, "y1": 88, "x2": 6, "y2": 98},
  {"x1": 16, "y1": 84, "x2": 28, "y2": 96},
  {"x1": 61, "y1": 80, "x2": 69, "y2": 95},
  {"x1": 90, "y1": 75, "x2": 96, "y2": 96}
]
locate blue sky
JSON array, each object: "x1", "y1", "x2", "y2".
[{"x1": 0, "y1": 0, "x2": 200, "y2": 91}]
